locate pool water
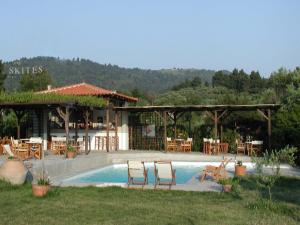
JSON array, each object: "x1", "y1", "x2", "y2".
[{"x1": 63, "y1": 162, "x2": 251, "y2": 185}]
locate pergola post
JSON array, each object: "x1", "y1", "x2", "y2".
[
  {"x1": 83, "y1": 109, "x2": 90, "y2": 154},
  {"x1": 114, "y1": 111, "x2": 118, "y2": 151},
  {"x1": 257, "y1": 108, "x2": 272, "y2": 150},
  {"x1": 268, "y1": 109, "x2": 272, "y2": 150},
  {"x1": 163, "y1": 111, "x2": 167, "y2": 151},
  {"x1": 106, "y1": 99, "x2": 110, "y2": 152},
  {"x1": 214, "y1": 110, "x2": 218, "y2": 140},
  {"x1": 188, "y1": 112, "x2": 192, "y2": 137},
  {"x1": 74, "y1": 112, "x2": 78, "y2": 142},
  {"x1": 174, "y1": 112, "x2": 177, "y2": 139},
  {"x1": 220, "y1": 124, "x2": 223, "y2": 142}
]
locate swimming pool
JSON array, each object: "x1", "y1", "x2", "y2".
[{"x1": 62, "y1": 162, "x2": 255, "y2": 185}]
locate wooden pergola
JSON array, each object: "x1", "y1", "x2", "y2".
[
  {"x1": 114, "y1": 104, "x2": 281, "y2": 150},
  {"x1": 0, "y1": 102, "x2": 102, "y2": 153}
]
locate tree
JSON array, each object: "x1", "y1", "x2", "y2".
[
  {"x1": 19, "y1": 70, "x2": 53, "y2": 91},
  {"x1": 252, "y1": 146, "x2": 297, "y2": 202},
  {"x1": 249, "y1": 71, "x2": 265, "y2": 93},
  {"x1": 0, "y1": 60, "x2": 7, "y2": 91},
  {"x1": 212, "y1": 70, "x2": 229, "y2": 88},
  {"x1": 230, "y1": 69, "x2": 249, "y2": 92}
]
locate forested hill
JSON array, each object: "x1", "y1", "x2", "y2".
[{"x1": 4, "y1": 57, "x2": 216, "y2": 93}]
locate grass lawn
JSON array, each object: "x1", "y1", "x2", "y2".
[{"x1": 0, "y1": 176, "x2": 299, "y2": 225}]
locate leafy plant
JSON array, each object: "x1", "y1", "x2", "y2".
[
  {"x1": 252, "y1": 146, "x2": 297, "y2": 201},
  {"x1": 0, "y1": 92, "x2": 105, "y2": 108},
  {"x1": 218, "y1": 178, "x2": 233, "y2": 185},
  {"x1": 35, "y1": 169, "x2": 50, "y2": 186},
  {"x1": 7, "y1": 156, "x2": 16, "y2": 160},
  {"x1": 222, "y1": 129, "x2": 239, "y2": 153},
  {"x1": 37, "y1": 177, "x2": 50, "y2": 186},
  {"x1": 67, "y1": 145, "x2": 76, "y2": 152},
  {"x1": 236, "y1": 160, "x2": 243, "y2": 166}
]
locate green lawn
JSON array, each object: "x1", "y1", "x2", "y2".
[{"x1": 0, "y1": 176, "x2": 299, "y2": 225}]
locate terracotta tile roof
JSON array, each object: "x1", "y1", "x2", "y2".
[{"x1": 38, "y1": 82, "x2": 138, "y2": 102}]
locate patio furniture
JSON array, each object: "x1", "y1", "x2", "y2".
[
  {"x1": 248, "y1": 140, "x2": 263, "y2": 156},
  {"x1": 201, "y1": 158, "x2": 232, "y2": 182},
  {"x1": 236, "y1": 140, "x2": 246, "y2": 155},
  {"x1": 95, "y1": 136, "x2": 103, "y2": 150},
  {"x1": 219, "y1": 143, "x2": 229, "y2": 154},
  {"x1": 127, "y1": 161, "x2": 148, "y2": 187},
  {"x1": 154, "y1": 161, "x2": 176, "y2": 189},
  {"x1": 28, "y1": 137, "x2": 43, "y2": 159},
  {"x1": 0, "y1": 137, "x2": 11, "y2": 155},
  {"x1": 203, "y1": 138, "x2": 210, "y2": 154},
  {"x1": 167, "y1": 140, "x2": 177, "y2": 152},
  {"x1": 77, "y1": 137, "x2": 85, "y2": 152},
  {"x1": 51, "y1": 137, "x2": 67, "y2": 155},
  {"x1": 10, "y1": 138, "x2": 29, "y2": 160},
  {"x1": 2, "y1": 144, "x2": 15, "y2": 157},
  {"x1": 212, "y1": 139, "x2": 221, "y2": 154},
  {"x1": 180, "y1": 140, "x2": 192, "y2": 152}
]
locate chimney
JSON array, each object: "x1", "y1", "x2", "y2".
[{"x1": 47, "y1": 85, "x2": 52, "y2": 90}]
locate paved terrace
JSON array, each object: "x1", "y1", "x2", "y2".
[{"x1": 1, "y1": 151, "x2": 299, "y2": 192}]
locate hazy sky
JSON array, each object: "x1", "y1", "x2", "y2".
[{"x1": 1, "y1": 0, "x2": 299, "y2": 76}]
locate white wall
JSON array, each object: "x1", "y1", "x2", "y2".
[
  {"x1": 118, "y1": 111, "x2": 129, "y2": 150},
  {"x1": 40, "y1": 108, "x2": 130, "y2": 151}
]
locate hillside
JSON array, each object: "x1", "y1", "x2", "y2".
[{"x1": 3, "y1": 57, "x2": 215, "y2": 93}]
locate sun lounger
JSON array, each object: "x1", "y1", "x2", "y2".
[
  {"x1": 201, "y1": 158, "x2": 232, "y2": 182},
  {"x1": 154, "y1": 161, "x2": 176, "y2": 189},
  {"x1": 127, "y1": 161, "x2": 148, "y2": 187}
]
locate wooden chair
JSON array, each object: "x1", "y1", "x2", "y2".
[
  {"x1": 180, "y1": 141, "x2": 192, "y2": 152},
  {"x1": 10, "y1": 138, "x2": 30, "y2": 160},
  {"x1": 15, "y1": 143, "x2": 30, "y2": 160},
  {"x1": 167, "y1": 140, "x2": 177, "y2": 152},
  {"x1": 77, "y1": 137, "x2": 85, "y2": 153},
  {"x1": 154, "y1": 161, "x2": 176, "y2": 189},
  {"x1": 51, "y1": 137, "x2": 67, "y2": 155},
  {"x1": 203, "y1": 142, "x2": 212, "y2": 154},
  {"x1": 127, "y1": 161, "x2": 148, "y2": 187},
  {"x1": 219, "y1": 143, "x2": 229, "y2": 154},
  {"x1": 28, "y1": 137, "x2": 43, "y2": 159},
  {"x1": 236, "y1": 140, "x2": 246, "y2": 155},
  {"x1": 248, "y1": 141, "x2": 263, "y2": 156},
  {"x1": 201, "y1": 158, "x2": 232, "y2": 182}
]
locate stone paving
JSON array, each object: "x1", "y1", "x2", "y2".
[{"x1": 0, "y1": 150, "x2": 299, "y2": 192}]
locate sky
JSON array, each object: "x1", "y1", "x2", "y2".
[{"x1": 1, "y1": 0, "x2": 300, "y2": 76}]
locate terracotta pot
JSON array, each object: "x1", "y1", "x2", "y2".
[
  {"x1": 32, "y1": 184, "x2": 50, "y2": 197},
  {"x1": 235, "y1": 165, "x2": 247, "y2": 176},
  {"x1": 66, "y1": 151, "x2": 76, "y2": 159},
  {"x1": 0, "y1": 159, "x2": 27, "y2": 185},
  {"x1": 223, "y1": 184, "x2": 232, "y2": 193}
]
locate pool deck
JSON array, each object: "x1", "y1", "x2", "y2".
[{"x1": 1, "y1": 150, "x2": 299, "y2": 192}]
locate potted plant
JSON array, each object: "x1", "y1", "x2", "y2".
[
  {"x1": 235, "y1": 160, "x2": 247, "y2": 176},
  {"x1": 32, "y1": 171, "x2": 50, "y2": 197},
  {"x1": 218, "y1": 178, "x2": 233, "y2": 192},
  {"x1": 66, "y1": 145, "x2": 76, "y2": 159},
  {"x1": 0, "y1": 156, "x2": 27, "y2": 185}
]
